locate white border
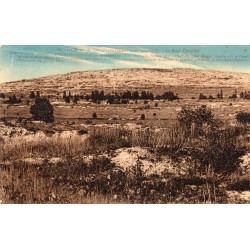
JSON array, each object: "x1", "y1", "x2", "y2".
[
  {"x1": 0, "y1": 0, "x2": 249, "y2": 45},
  {"x1": 0, "y1": 1, "x2": 249, "y2": 250},
  {"x1": 0, "y1": 205, "x2": 249, "y2": 250}
]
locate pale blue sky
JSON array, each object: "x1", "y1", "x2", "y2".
[{"x1": 0, "y1": 45, "x2": 249, "y2": 83}]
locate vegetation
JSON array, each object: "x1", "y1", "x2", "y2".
[
  {"x1": 236, "y1": 112, "x2": 250, "y2": 124},
  {"x1": 177, "y1": 105, "x2": 218, "y2": 136},
  {"x1": 0, "y1": 107, "x2": 248, "y2": 203},
  {"x1": 240, "y1": 91, "x2": 250, "y2": 99},
  {"x1": 4, "y1": 95, "x2": 22, "y2": 104},
  {"x1": 0, "y1": 79, "x2": 249, "y2": 204},
  {"x1": 141, "y1": 114, "x2": 145, "y2": 120},
  {"x1": 30, "y1": 97, "x2": 54, "y2": 123}
]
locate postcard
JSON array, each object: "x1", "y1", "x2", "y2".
[{"x1": 0, "y1": 45, "x2": 249, "y2": 204}]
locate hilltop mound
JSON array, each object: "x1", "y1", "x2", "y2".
[{"x1": 1, "y1": 68, "x2": 249, "y2": 95}]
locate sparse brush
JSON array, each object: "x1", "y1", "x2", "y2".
[{"x1": 0, "y1": 106, "x2": 249, "y2": 204}]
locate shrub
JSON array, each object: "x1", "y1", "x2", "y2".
[
  {"x1": 30, "y1": 97, "x2": 54, "y2": 123},
  {"x1": 162, "y1": 91, "x2": 178, "y2": 101},
  {"x1": 177, "y1": 106, "x2": 215, "y2": 136},
  {"x1": 229, "y1": 94, "x2": 237, "y2": 99},
  {"x1": 30, "y1": 91, "x2": 36, "y2": 99},
  {"x1": 4, "y1": 95, "x2": 22, "y2": 104},
  {"x1": 174, "y1": 106, "x2": 246, "y2": 175},
  {"x1": 199, "y1": 93, "x2": 207, "y2": 100},
  {"x1": 65, "y1": 96, "x2": 70, "y2": 103},
  {"x1": 78, "y1": 129, "x2": 88, "y2": 135},
  {"x1": 73, "y1": 95, "x2": 79, "y2": 104},
  {"x1": 141, "y1": 114, "x2": 145, "y2": 120},
  {"x1": 236, "y1": 112, "x2": 250, "y2": 124},
  {"x1": 200, "y1": 128, "x2": 246, "y2": 175},
  {"x1": 92, "y1": 112, "x2": 97, "y2": 119}
]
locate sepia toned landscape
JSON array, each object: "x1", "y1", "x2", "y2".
[{"x1": 0, "y1": 67, "x2": 249, "y2": 204}]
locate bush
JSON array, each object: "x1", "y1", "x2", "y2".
[
  {"x1": 4, "y1": 95, "x2": 22, "y2": 104},
  {"x1": 236, "y1": 112, "x2": 250, "y2": 124},
  {"x1": 141, "y1": 114, "x2": 145, "y2": 120},
  {"x1": 30, "y1": 91, "x2": 36, "y2": 99},
  {"x1": 174, "y1": 106, "x2": 246, "y2": 175},
  {"x1": 162, "y1": 91, "x2": 178, "y2": 101},
  {"x1": 177, "y1": 106, "x2": 215, "y2": 136},
  {"x1": 199, "y1": 93, "x2": 207, "y2": 100},
  {"x1": 199, "y1": 128, "x2": 245, "y2": 175},
  {"x1": 78, "y1": 129, "x2": 88, "y2": 135},
  {"x1": 30, "y1": 97, "x2": 54, "y2": 123},
  {"x1": 92, "y1": 112, "x2": 97, "y2": 119},
  {"x1": 65, "y1": 96, "x2": 70, "y2": 103}
]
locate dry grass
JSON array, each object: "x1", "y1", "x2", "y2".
[{"x1": 1, "y1": 117, "x2": 249, "y2": 204}]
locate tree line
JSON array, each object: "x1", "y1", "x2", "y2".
[
  {"x1": 199, "y1": 89, "x2": 250, "y2": 100},
  {"x1": 1, "y1": 89, "x2": 250, "y2": 104},
  {"x1": 62, "y1": 90, "x2": 179, "y2": 104}
]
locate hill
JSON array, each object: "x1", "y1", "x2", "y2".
[{"x1": 1, "y1": 68, "x2": 250, "y2": 96}]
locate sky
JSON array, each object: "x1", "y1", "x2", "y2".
[{"x1": 0, "y1": 45, "x2": 249, "y2": 83}]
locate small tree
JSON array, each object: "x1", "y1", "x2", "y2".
[
  {"x1": 92, "y1": 112, "x2": 97, "y2": 119},
  {"x1": 30, "y1": 97, "x2": 54, "y2": 123},
  {"x1": 141, "y1": 114, "x2": 145, "y2": 120}
]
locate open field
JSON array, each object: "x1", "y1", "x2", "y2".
[{"x1": 0, "y1": 68, "x2": 249, "y2": 204}]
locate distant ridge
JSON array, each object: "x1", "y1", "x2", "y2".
[{"x1": 1, "y1": 68, "x2": 249, "y2": 95}]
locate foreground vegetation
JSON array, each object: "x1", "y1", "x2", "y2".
[{"x1": 0, "y1": 105, "x2": 249, "y2": 204}]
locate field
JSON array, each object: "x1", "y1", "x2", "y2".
[{"x1": 0, "y1": 68, "x2": 250, "y2": 204}]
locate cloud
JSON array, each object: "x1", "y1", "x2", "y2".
[
  {"x1": 73, "y1": 45, "x2": 201, "y2": 70},
  {"x1": 3, "y1": 47, "x2": 105, "y2": 66}
]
